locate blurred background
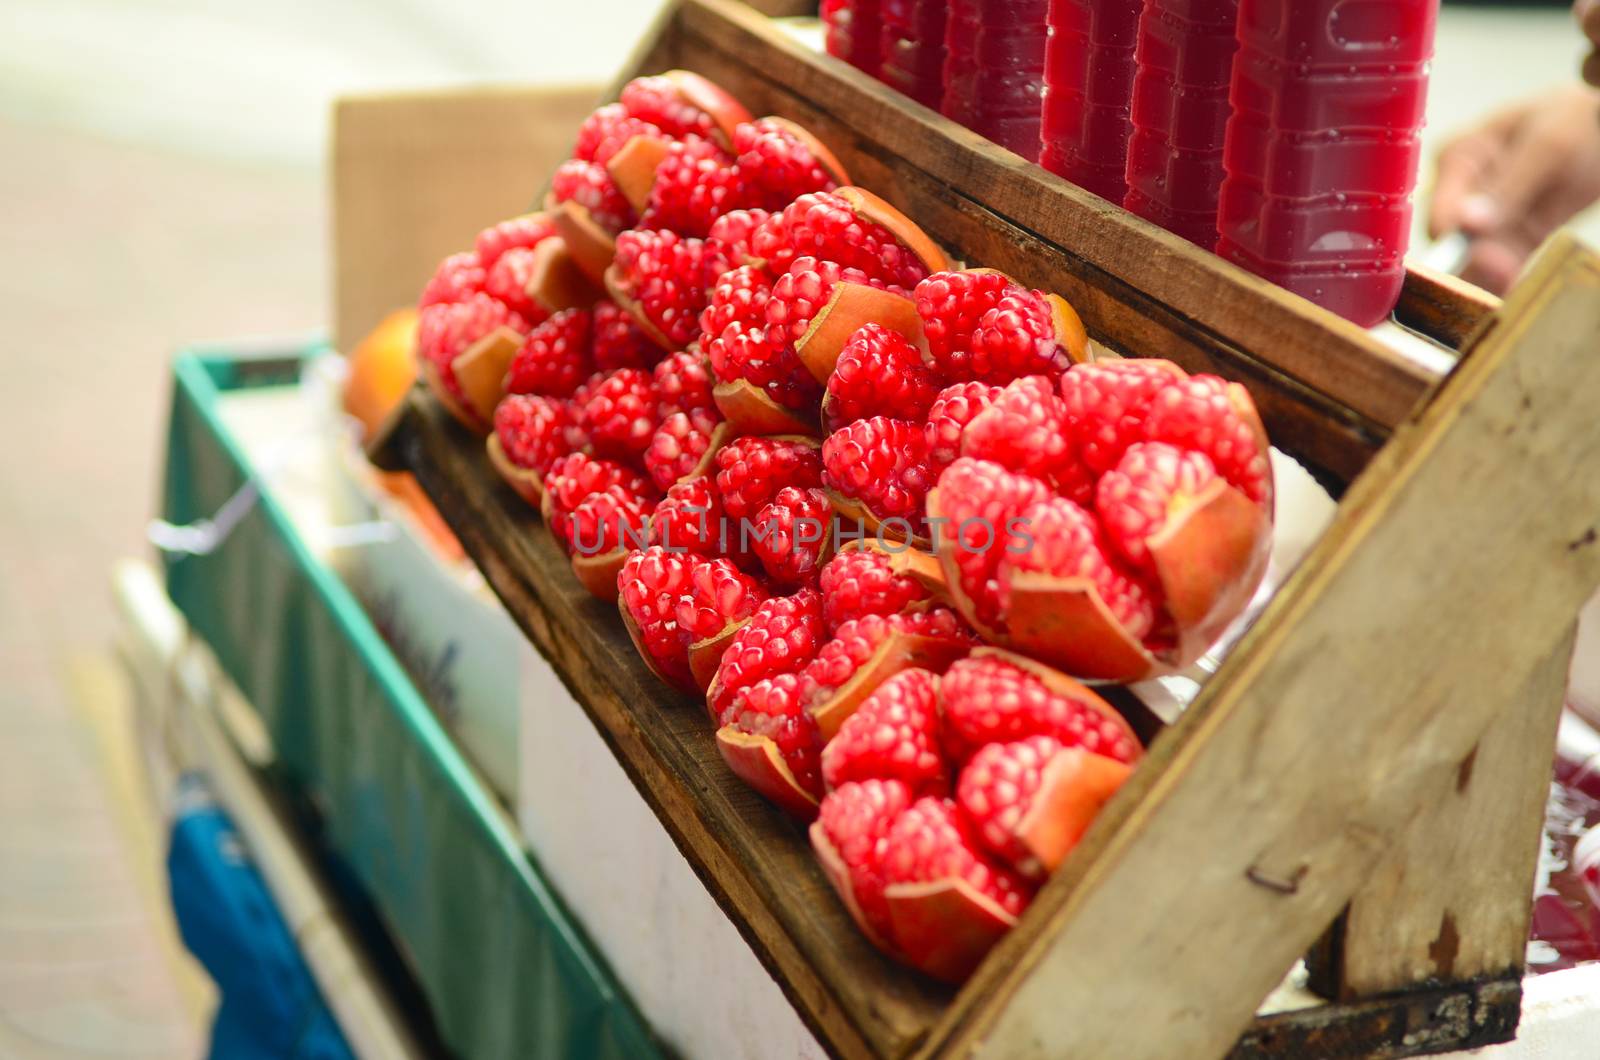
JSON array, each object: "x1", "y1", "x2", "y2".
[{"x1": 1, "y1": 1, "x2": 1595, "y2": 1055}]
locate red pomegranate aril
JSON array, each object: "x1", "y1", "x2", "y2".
[
  {"x1": 493, "y1": 394, "x2": 583, "y2": 474},
  {"x1": 505, "y1": 308, "x2": 594, "y2": 399},
  {"x1": 821, "y1": 668, "x2": 948, "y2": 796},
  {"x1": 579, "y1": 367, "x2": 658, "y2": 461},
  {"x1": 750, "y1": 486, "x2": 835, "y2": 588},
  {"x1": 819, "y1": 545, "x2": 936, "y2": 634},
  {"x1": 709, "y1": 589, "x2": 826, "y2": 723},
  {"x1": 825, "y1": 324, "x2": 942, "y2": 431},
  {"x1": 714, "y1": 436, "x2": 824, "y2": 521}
]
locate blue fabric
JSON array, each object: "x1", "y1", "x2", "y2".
[{"x1": 167, "y1": 773, "x2": 354, "y2": 1060}]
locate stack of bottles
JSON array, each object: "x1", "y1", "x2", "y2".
[
  {"x1": 822, "y1": 0, "x2": 885, "y2": 78},
  {"x1": 1040, "y1": 0, "x2": 1143, "y2": 203},
  {"x1": 880, "y1": 0, "x2": 949, "y2": 109},
  {"x1": 943, "y1": 0, "x2": 1050, "y2": 161},
  {"x1": 1215, "y1": 0, "x2": 1437, "y2": 327},
  {"x1": 1124, "y1": 0, "x2": 1240, "y2": 249},
  {"x1": 939, "y1": 0, "x2": 980, "y2": 128},
  {"x1": 826, "y1": 0, "x2": 1045, "y2": 161},
  {"x1": 822, "y1": 0, "x2": 1439, "y2": 327}
]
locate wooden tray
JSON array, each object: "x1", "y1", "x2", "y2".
[{"x1": 375, "y1": 3, "x2": 1600, "y2": 1056}]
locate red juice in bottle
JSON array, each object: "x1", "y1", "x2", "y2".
[
  {"x1": 942, "y1": 0, "x2": 1049, "y2": 161},
  {"x1": 942, "y1": 0, "x2": 982, "y2": 127},
  {"x1": 882, "y1": 0, "x2": 950, "y2": 109},
  {"x1": 1216, "y1": 0, "x2": 1437, "y2": 327},
  {"x1": 1042, "y1": 0, "x2": 1144, "y2": 201},
  {"x1": 1124, "y1": 0, "x2": 1240, "y2": 246},
  {"x1": 824, "y1": 0, "x2": 886, "y2": 78}
]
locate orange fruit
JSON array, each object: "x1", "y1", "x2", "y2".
[
  {"x1": 343, "y1": 308, "x2": 464, "y2": 564},
  {"x1": 343, "y1": 308, "x2": 420, "y2": 440}
]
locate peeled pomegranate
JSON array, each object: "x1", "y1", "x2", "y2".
[
  {"x1": 929, "y1": 359, "x2": 1274, "y2": 682},
  {"x1": 811, "y1": 649, "x2": 1140, "y2": 981}
]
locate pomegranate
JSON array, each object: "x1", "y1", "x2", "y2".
[
  {"x1": 811, "y1": 649, "x2": 1140, "y2": 982},
  {"x1": 929, "y1": 360, "x2": 1274, "y2": 682}
]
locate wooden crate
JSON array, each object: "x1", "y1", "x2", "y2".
[{"x1": 373, "y1": 2, "x2": 1600, "y2": 1056}]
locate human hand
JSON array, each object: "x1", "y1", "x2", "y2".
[
  {"x1": 1428, "y1": 83, "x2": 1600, "y2": 294},
  {"x1": 1580, "y1": 0, "x2": 1600, "y2": 86}
]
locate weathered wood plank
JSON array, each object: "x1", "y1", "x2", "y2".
[
  {"x1": 922, "y1": 235, "x2": 1600, "y2": 1059},
  {"x1": 1331, "y1": 626, "x2": 1575, "y2": 998},
  {"x1": 390, "y1": 392, "x2": 950, "y2": 1060},
  {"x1": 1396, "y1": 265, "x2": 1502, "y2": 352},
  {"x1": 1230, "y1": 976, "x2": 1521, "y2": 1060}
]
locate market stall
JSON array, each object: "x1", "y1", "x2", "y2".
[{"x1": 153, "y1": 1, "x2": 1600, "y2": 1056}]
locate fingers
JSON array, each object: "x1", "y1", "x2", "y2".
[
  {"x1": 1580, "y1": 0, "x2": 1600, "y2": 44},
  {"x1": 1427, "y1": 103, "x2": 1526, "y2": 238},
  {"x1": 1473, "y1": 142, "x2": 1562, "y2": 237},
  {"x1": 1581, "y1": 0, "x2": 1600, "y2": 85},
  {"x1": 1460, "y1": 238, "x2": 1527, "y2": 296},
  {"x1": 1457, "y1": 142, "x2": 1600, "y2": 296},
  {"x1": 1428, "y1": 132, "x2": 1497, "y2": 238}
]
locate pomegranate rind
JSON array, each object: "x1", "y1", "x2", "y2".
[
  {"x1": 1010, "y1": 748, "x2": 1131, "y2": 877},
  {"x1": 712, "y1": 379, "x2": 821, "y2": 437},
  {"x1": 1148, "y1": 478, "x2": 1272, "y2": 658},
  {"x1": 834, "y1": 186, "x2": 949, "y2": 276},
  {"x1": 759, "y1": 116, "x2": 851, "y2": 186},
  {"x1": 971, "y1": 648, "x2": 1143, "y2": 754},
  {"x1": 663, "y1": 69, "x2": 752, "y2": 147},
  {"x1": 716, "y1": 726, "x2": 820, "y2": 820},
  {"x1": 528, "y1": 221, "x2": 607, "y2": 308},
  {"x1": 445, "y1": 325, "x2": 525, "y2": 432},
  {"x1": 1003, "y1": 571, "x2": 1157, "y2": 683},
  {"x1": 1045, "y1": 294, "x2": 1090, "y2": 365},
  {"x1": 807, "y1": 630, "x2": 970, "y2": 742},
  {"x1": 572, "y1": 548, "x2": 629, "y2": 602},
  {"x1": 421, "y1": 357, "x2": 487, "y2": 433},
  {"x1": 883, "y1": 877, "x2": 1017, "y2": 984},
  {"x1": 485, "y1": 432, "x2": 547, "y2": 506},
  {"x1": 796, "y1": 284, "x2": 924, "y2": 384},
  {"x1": 618, "y1": 598, "x2": 699, "y2": 695},
  {"x1": 688, "y1": 620, "x2": 752, "y2": 692},
  {"x1": 809, "y1": 821, "x2": 896, "y2": 951},
  {"x1": 607, "y1": 134, "x2": 676, "y2": 214},
  {"x1": 827, "y1": 489, "x2": 930, "y2": 550},
  {"x1": 923, "y1": 483, "x2": 1008, "y2": 642},
  {"x1": 603, "y1": 262, "x2": 684, "y2": 352}
]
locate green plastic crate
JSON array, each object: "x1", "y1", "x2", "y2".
[{"x1": 162, "y1": 344, "x2": 663, "y2": 1060}]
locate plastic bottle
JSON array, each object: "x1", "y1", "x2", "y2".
[
  {"x1": 1215, "y1": 0, "x2": 1438, "y2": 327},
  {"x1": 1124, "y1": 0, "x2": 1240, "y2": 246},
  {"x1": 1041, "y1": 0, "x2": 1144, "y2": 201},
  {"x1": 881, "y1": 0, "x2": 950, "y2": 109},
  {"x1": 942, "y1": 0, "x2": 1049, "y2": 161},
  {"x1": 824, "y1": 0, "x2": 885, "y2": 78}
]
